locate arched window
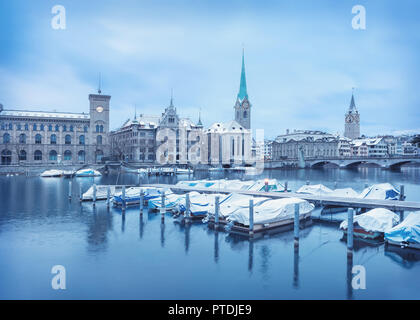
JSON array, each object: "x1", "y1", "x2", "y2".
[
  {"x1": 24, "y1": 123, "x2": 29, "y2": 131},
  {"x1": 243, "y1": 110, "x2": 247, "y2": 118},
  {"x1": 35, "y1": 134, "x2": 42, "y2": 144},
  {"x1": 96, "y1": 125, "x2": 99, "y2": 133},
  {"x1": 8, "y1": 123, "x2": 12, "y2": 130},
  {"x1": 95, "y1": 150, "x2": 103, "y2": 163},
  {"x1": 100, "y1": 125, "x2": 104, "y2": 133},
  {"x1": 3, "y1": 133, "x2": 10, "y2": 144},
  {"x1": 33, "y1": 124, "x2": 37, "y2": 131},
  {"x1": 34, "y1": 150, "x2": 42, "y2": 161},
  {"x1": 1, "y1": 150, "x2": 12, "y2": 165},
  {"x1": 19, "y1": 150, "x2": 26, "y2": 161},
  {"x1": 65, "y1": 134, "x2": 71, "y2": 144},
  {"x1": 49, "y1": 150, "x2": 57, "y2": 161},
  {"x1": 19, "y1": 134, "x2": 26, "y2": 144},
  {"x1": 17, "y1": 124, "x2": 21, "y2": 131},
  {"x1": 79, "y1": 135, "x2": 85, "y2": 145},
  {"x1": 70, "y1": 125, "x2": 74, "y2": 132},
  {"x1": 96, "y1": 135, "x2": 102, "y2": 145},
  {"x1": 78, "y1": 150, "x2": 85, "y2": 162},
  {"x1": 55, "y1": 125, "x2": 59, "y2": 132},
  {"x1": 64, "y1": 150, "x2": 72, "y2": 161},
  {"x1": 48, "y1": 124, "x2": 52, "y2": 131},
  {"x1": 63, "y1": 125, "x2": 67, "y2": 132},
  {"x1": 50, "y1": 134, "x2": 57, "y2": 144},
  {"x1": 40, "y1": 124, "x2": 44, "y2": 131}
]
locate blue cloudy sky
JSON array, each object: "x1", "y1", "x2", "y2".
[{"x1": 0, "y1": 0, "x2": 419, "y2": 139}]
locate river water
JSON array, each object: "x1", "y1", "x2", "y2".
[{"x1": 0, "y1": 167, "x2": 419, "y2": 299}]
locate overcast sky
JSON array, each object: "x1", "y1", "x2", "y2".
[{"x1": 0, "y1": 0, "x2": 419, "y2": 139}]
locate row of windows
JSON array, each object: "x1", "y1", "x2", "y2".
[
  {"x1": 1, "y1": 150, "x2": 86, "y2": 162},
  {"x1": 0, "y1": 123, "x2": 89, "y2": 132},
  {"x1": 2, "y1": 133, "x2": 102, "y2": 145}
]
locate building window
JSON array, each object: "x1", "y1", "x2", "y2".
[
  {"x1": 97, "y1": 135, "x2": 102, "y2": 145},
  {"x1": 64, "y1": 150, "x2": 72, "y2": 161},
  {"x1": 9, "y1": 123, "x2": 12, "y2": 130},
  {"x1": 19, "y1": 150, "x2": 26, "y2": 161},
  {"x1": 148, "y1": 154, "x2": 154, "y2": 160},
  {"x1": 50, "y1": 134, "x2": 57, "y2": 144},
  {"x1": 49, "y1": 150, "x2": 57, "y2": 161},
  {"x1": 19, "y1": 134, "x2": 26, "y2": 144},
  {"x1": 17, "y1": 124, "x2": 21, "y2": 131},
  {"x1": 70, "y1": 125, "x2": 74, "y2": 132},
  {"x1": 95, "y1": 150, "x2": 103, "y2": 162},
  {"x1": 34, "y1": 150, "x2": 42, "y2": 161},
  {"x1": 48, "y1": 124, "x2": 52, "y2": 131},
  {"x1": 3, "y1": 133, "x2": 10, "y2": 144},
  {"x1": 79, "y1": 135, "x2": 85, "y2": 145},
  {"x1": 40, "y1": 124, "x2": 44, "y2": 131},
  {"x1": 0, "y1": 123, "x2": 4, "y2": 130},
  {"x1": 24, "y1": 124, "x2": 29, "y2": 131},
  {"x1": 78, "y1": 150, "x2": 85, "y2": 162},
  {"x1": 243, "y1": 110, "x2": 247, "y2": 118},
  {"x1": 96, "y1": 125, "x2": 99, "y2": 132},
  {"x1": 65, "y1": 135, "x2": 71, "y2": 145},
  {"x1": 33, "y1": 124, "x2": 37, "y2": 131},
  {"x1": 35, "y1": 134, "x2": 42, "y2": 144},
  {"x1": 55, "y1": 125, "x2": 59, "y2": 132},
  {"x1": 84, "y1": 126, "x2": 88, "y2": 132},
  {"x1": 1, "y1": 149, "x2": 12, "y2": 165}
]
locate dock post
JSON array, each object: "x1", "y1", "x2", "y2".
[
  {"x1": 92, "y1": 184, "x2": 97, "y2": 207},
  {"x1": 249, "y1": 199, "x2": 254, "y2": 238},
  {"x1": 294, "y1": 203, "x2": 300, "y2": 247},
  {"x1": 160, "y1": 191, "x2": 165, "y2": 222},
  {"x1": 68, "y1": 181, "x2": 72, "y2": 200},
  {"x1": 122, "y1": 185, "x2": 126, "y2": 211},
  {"x1": 140, "y1": 190, "x2": 144, "y2": 215},
  {"x1": 347, "y1": 208, "x2": 354, "y2": 251},
  {"x1": 185, "y1": 193, "x2": 191, "y2": 223},
  {"x1": 106, "y1": 186, "x2": 111, "y2": 208},
  {"x1": 79, "y1": 184, "x2": 83, "y2": 202},
  {"x1": 215, "y1": 196, "x2": 220, "y2": 229},
  {"x1": 284, "y1": 181, "x2": 288, "y2": 192},
  {"x1": 306, "y1": 180, "x2": 310, "y2": 185},
  {"x1": 399, "y1": 185, "x2": 405, "y2": 201}
]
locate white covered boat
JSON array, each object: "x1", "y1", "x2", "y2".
[
  {"x1": 358, "y1": 183, "x2": 400, "y2": 200},
  {"x1": 385, "y1": 212, "x2": 420, "y2": 249},
  {"x1": 75, "y1": 168, "x2": 102, "y2": 177},
  {"x1": 82, "y1": 185, "x2": 124, "y2": 201},
  {"x1": 40, "y1": 169, "x2": 63, "y2": 177},
  {"x1": 340, "y1": 208, "x2": 400, "y2": 239},
  {"x1": 296, "y1": 184, "x2": 333, "y2": 196},
  {"x1": 113, "y1": 186, "x2": 166, "y2": 206}
]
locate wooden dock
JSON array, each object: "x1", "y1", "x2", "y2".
[{"x1": 143, "y1": 184, "x2": 420, "y2": 212}]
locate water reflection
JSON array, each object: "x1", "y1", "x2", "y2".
[
  {"x1": 248, "y1": 240, "x2": 253, "y2": 273},
  {"x1": 86, "y1": 206, "x2": 113, "y2": 253},
  {"x1": 214, "y1": 231, "x2": 219, "y2": 263},
  {"x1": 346, "y1": 251, "x2": 353, "y2": 300},
  {"x1": 293, "y1": 245, "x2": 299, "y2": 289},
  {"x1": 384, "y1": 244, "x2": 420, "y2": 269},
  {"x1": 160, "y1": 220, "x2": 165, "y2": 248}
]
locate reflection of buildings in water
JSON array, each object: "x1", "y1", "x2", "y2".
[
  {"x1": 86, "y1": 206, "x2": 113, "y2": 253},
  {"x1": 160, "y1": 221, "x2": 165, "y2": 248},
  {"x1": 184, "y1": 223, "x2": 190, "y2": 253},
  {"x1": 259, "y1": 245, "x2": 271, "y2": 281},
  {"x1": 248, "y1": 240, "x2": 253, "y2": 272},
  {"x1": 121, "y1": 211, "x2": 126, "y2": 233},
  {"x1": 139, "y1": 214, "x2": 144, "y2": 239},
  {"x1": 293, "y1": 245, "x2": 299, "y2": 289}
]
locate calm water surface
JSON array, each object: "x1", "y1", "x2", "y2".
[{"x1": 0, "y1": 168, "x2": 419, "y2": 299}]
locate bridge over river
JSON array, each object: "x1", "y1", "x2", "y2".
[{"x1": 265, "y1": 155, "x2": 420, "y2": 169}]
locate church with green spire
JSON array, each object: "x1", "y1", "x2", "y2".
[{"x1": 234, "y1": 50, "x2": 251, "y2": 129}]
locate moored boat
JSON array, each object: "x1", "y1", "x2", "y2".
[{"x1": 40, "y1": 169, "x2": 63, "y2": 177}]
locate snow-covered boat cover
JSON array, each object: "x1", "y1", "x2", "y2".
[
  {"x1": 206, "y1": 193, "x2": 271, "y2": 218},
  {"x1": 385, "y1": 212, "x2": 420, "y2": 244},
  {"x1": 296, "y1": 184, "x2": 333, "y2": 195},
  {"x1": 340, "y1": 208, "x2": 400, "y2": 233},
  {"x1": 227, "y1": 197, "x2": 314, "y2": 226},
  {"x1": 331, "y1": 188, "x2": 359, "y2": 198},
  {"x1": 358, "y1": 183, "x2": 400, "y2": 200},
  {"x1": 40, "y1": 169, "x2": 63, "y2": 177},
  {"x1": 75, "y1": 169, "x2": 102, "y2": 177}
]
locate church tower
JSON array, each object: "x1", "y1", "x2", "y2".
[
  {"x1": 234, "y1": 50, "x2": 251, "y2": 129},
  {"x1": 344, "y1": 90, "x2": 360, "y2": 140}
]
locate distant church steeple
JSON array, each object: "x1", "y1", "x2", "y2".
[
  {"x1": 234, "y1": 48, "x2": 251, "y2": 129},
  {"x1": 344, "y1": 88, "x2": 360, "y2": 139}
]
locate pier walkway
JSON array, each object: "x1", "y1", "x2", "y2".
[{"x1": 143, "y1": 184, "x2": 420, "y2": 212}]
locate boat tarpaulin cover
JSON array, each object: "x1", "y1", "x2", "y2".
[
  {"x1": 385, "y1": 212, "x2": 420, "y2": 244},
  {"x1": 227, "y1": 197, "x2": 314, "y2": 226},
  {"x1": 296, "y1": 184, "x2": 333, "y2": 196},
  {"x1": 331, "y1": 188, "x2": 359, "y2": 198},
  {"x1": 358, "y1": 183, "x2": 400, "y2": 200},
  {"x1": 340, "y1": 208, "x2": 400, "y2": 233}
]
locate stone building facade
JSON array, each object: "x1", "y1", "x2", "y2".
[{"x1": 0, "y1": 92, "x2": 110, "y2": 165}]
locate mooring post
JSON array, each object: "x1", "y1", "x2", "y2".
[
  {"x1": 68, "y1": 180, "x2": 72, "y2": 200},
  {"x1": 185, "y1": 193, "x2": 191, "y2": 223},
  {"x1": 92, "y1": 184, "x2": 97, "y2": 206},
  {"x1": 106, "y1": 186, "x2": 111, "y2": 208},
  {"x1": 347, "y1": 208, "x2": 354, "y2": 251},
  {"x1": 399, "y1": 185, "x2": 405, "y2": 201},
  {"x1": 294, "y1": 203, "x2": 300, "y2": 246},
  {"x1": 215, "y1": 196, "x2": 220, "y2": 229},
  {"x1": 122, "y1": 185, "x2": 126, "y2": 211},
  {"x1": 284, "y1": 181, "x2": 288, "y2": 192},
  {"x1": 249, "y1": 199, "x2": 254, "y2": 237},
  {"x1": 160, "y1": 191, "x2": 165, "y2": 221},
  {"x1": 140, "y1": 190, "x2": 144, "y2": 215}
]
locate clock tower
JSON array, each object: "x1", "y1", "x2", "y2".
[
  {"x1": 344, "y1": 91, "x2": 360, "y2": 140},
  {"x1": 89, "y1": 90, "x2": 111, "y2": 162},
  {"x1": 234, "y1": 49, "x2": 251, "y2": 129}
]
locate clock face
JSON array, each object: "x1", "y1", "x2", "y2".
[{"x1": 96, "y1": 106, "x2": 104, "y2": 113}]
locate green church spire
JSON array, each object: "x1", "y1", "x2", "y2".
[{"x1": 237, "y1": 49, "x2": 248, "y2": 101}]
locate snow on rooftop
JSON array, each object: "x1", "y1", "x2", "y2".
[{"x1": 1, "y1": 110, "x2": 89, "y2": 120}]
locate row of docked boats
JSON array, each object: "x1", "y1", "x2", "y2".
[
  {"x1": 40, "y1": 168, "x2": 102, "y2": 177},
  {"x1": 81, "y1": 178, "x2": 420, "y2": 249},
  {"x1": 135, "y1": 167, "x2": 192, "y2": 175}
]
